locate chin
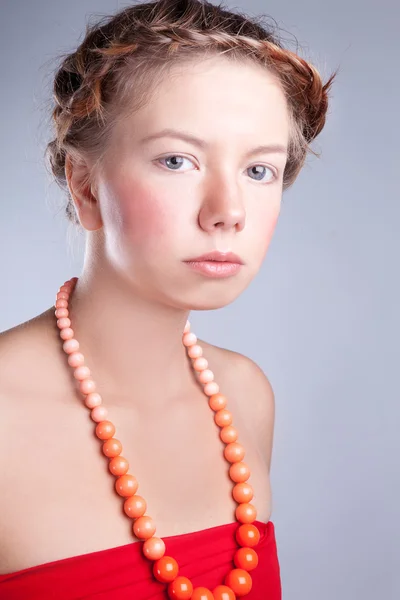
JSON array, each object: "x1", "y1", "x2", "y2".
[{"x1": 175, "y1": 277, "x2": 254, "y2": 311}]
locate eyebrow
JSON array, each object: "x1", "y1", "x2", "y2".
[{"x1": 140, "y1": 128, "x2": 288, "y2": 157}]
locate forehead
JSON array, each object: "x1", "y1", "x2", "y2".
[{"x1": 114, "y1": 56, "x2": 290, "y2": 150}]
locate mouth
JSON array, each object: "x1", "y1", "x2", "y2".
[{"x1": 183, "y1": 251, "x2": 244, "y2": 278}]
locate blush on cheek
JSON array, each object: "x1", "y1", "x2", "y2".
[
  {"x1": 115, "y1": 181, "x2": 171, "y2": 247},
  {"x1": 266, "y1": 211, "x2": 279, "y2": 240},
  {"x1": 258, "y1": 209, "x2": 280, "y2": 256}
]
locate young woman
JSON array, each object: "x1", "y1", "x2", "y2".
[{"x1": 0, "y1": 0, "x2": 335, "y2": 598}]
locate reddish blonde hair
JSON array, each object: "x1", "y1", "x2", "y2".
[{"x1": 45, "y1": 0, "x2": 337, "y2": 225}]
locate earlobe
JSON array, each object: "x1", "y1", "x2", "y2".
[{"x1": 64, "y1": 154, "x2": 103, "y2": 231}]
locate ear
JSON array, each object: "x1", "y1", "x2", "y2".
[{"x1": 64, "y1": 154, "x2": 103, "y2": 231}]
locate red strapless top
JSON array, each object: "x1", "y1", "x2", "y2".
[{"x1": 0, "y1": 520, "x2": 281, "y2": 599}]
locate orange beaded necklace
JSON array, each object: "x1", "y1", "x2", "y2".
[{"x1": 54, "y1": 276, "x2": 260, "y2": 600}]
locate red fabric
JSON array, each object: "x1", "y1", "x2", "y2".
[{"x1": 0, "y1": 520, "x2": 281, "y2": 599}]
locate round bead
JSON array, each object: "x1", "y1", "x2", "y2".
[
  {"x1": 167, "y1": 575, "x2": 193, "y2": 599},
  {"x1": 187, "y1": 344, "x2": 203, "y2": 358},
  {"x1": 74, "y1": 366, "x2": 91, "y2": 380},
  {"x1": 224, "y1": 442, "x2": 245, "y2": 463},
  {"x1": 59, "y1": 285, "x2": 70, "y2": 293},
  {"x1": 220, "y1": 425, "x2": 238, "y2": 444},
  {"x1": 142, "y1": 536, "x2": 166, "y2": 560},
  {"x1": 235, "y1": 503, "x2": 257, "y2": 524},
  {"x1": 213, "y1": 586, "x2": 236, "y2": 600},
  {"x1": 115, "y1": 474, "x2": 138, "y2": 497},
  {"x1": 91, "y1": 405, "x2": 108, "y2": 422},
  {"x1": 234, "y1": 547, "x2": 259, "y2": 571},
  {"x1": 124, "y1": 495, "x2": 147, "y2": 518},
  {"x1": 63, "y1": 338, "x2": 79, "y2": 354},
  {"x1": 209, "y1": 393, "x2": 227, "y2": 411},
  {"x1": 192, "y1": 357, "x2": 208, "y2": 371},
  {"x1": 102, "y1": 438, "x2": 122, "y2": 458},
  {"x1": 57, "y1": 317, "x2": 71, "y2": 329},
  {"x1": 214, "y1": 409, "x2": 233, "y2": 427},
  {"x1": 60, "y1": 327, "x2": 74, "y2": 340},
  {"x1": 198, "y1": 369, "x2": 214, "y2": 384},
  {"x1": 225, "y1": 569, "x2": 252, "y2": 596},
  {"x1": 191, "y1": 588, "x2": 214, "y2": 600},
  {"x1": 109, "y1": 456, "x2": 129, "y2": 476},
  {"x1": 182, "y1": 332, "x2": 197, "y2": 347},
  {"x1": 235, "y1": 524, "x2": 260, "y2": 548},
  {"x1": 67, "y1": 352, "x2": 85, "y2": 367},
  {"x1": 55, "y1": 299, "x2": 68, "y2": 308},
  {"x1": 232, "y1": 483, "x2": 253, "y2": 503},
  {"x1": 229, "y1": 462, "x2": 250, "y2": 483},
  {"x1": 153, "y1": 556, "x2": 179, "y2": 582},
  {"x1": 133, "y1": 516, "x2": 156, "y2": 540},
  {"x1": 55, "y1": 308, "x2": 69, "y2": 318},
  {"x1": 95, "y1": 420, "x2": 115, "y2": 440},
  {"x1": 56, "y1": 292, "x2": 69, "y2": 300},
  {"x1": 85, "y1": 392, "x2": 102, "y2": 408},
  {"x1": 79, "y1": 379, "x2": 96, "y2": 395},
  {"x1": 204, "y1": 381, "x2": 219, "y2": 396}
]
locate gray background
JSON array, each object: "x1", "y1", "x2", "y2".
[{"x1": 1, "y1": 0, "x2": 399, "y2": 598}]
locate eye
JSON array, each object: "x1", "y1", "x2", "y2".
[
  {"x1": 158, "y1": 155, "x2": 195, "y2": 171},
  {"x1": 247, "y1": 164, "x2": 276, "y2": 183}
]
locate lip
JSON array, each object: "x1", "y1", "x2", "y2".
[
  {"x1": 183, "y1": 251, "x2": 244, "y2": 278},
  {"x1": 184, "y1": 251, "x2": 244, "y2": 264}
]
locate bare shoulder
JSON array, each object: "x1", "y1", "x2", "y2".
[
  {"x1": 198, "y1": 337, "x2": 275, "y2": 413},
  {"x1": 0, "y1": 307, "x2": 66, "y2": 408},
  {"x1": 198, "y1": 338, "x2": 275, "y2": 471},
  {"x1": 0, "y1": 307, "x2": 56, "y2": 351}
]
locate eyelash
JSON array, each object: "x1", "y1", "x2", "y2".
[{"x1": 156, "y1": 154, "x2": 278, "y2": 183}]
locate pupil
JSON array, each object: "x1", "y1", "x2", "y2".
[
  {"x1": 252, "y1": 166, "x2": 264, "y2": 180},
  {"x1": 167, "y1": 156, "x2": 183, "y2": 169}
]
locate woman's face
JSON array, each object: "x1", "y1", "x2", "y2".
[{"x1": 93, "y1": 56, "x2": 289, "y2": 310}]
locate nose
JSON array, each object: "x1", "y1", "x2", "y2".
[{"x1": 198, "y1": 175, "x2": 246, "y2": 234}]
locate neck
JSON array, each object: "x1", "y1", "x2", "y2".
[{"x1": 66, "y1": 263, "x2": 193, "y2": 407}]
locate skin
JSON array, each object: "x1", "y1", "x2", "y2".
[{"x1": 0, "y1": 56, "x2": 289, "y2": 573}]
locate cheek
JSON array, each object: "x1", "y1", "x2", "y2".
[
  {"x1": 106, "y1": 179, "x2": 173, "y2": 248},
  {"x1": 264, "y1": 210, "x2": 279, "y2": 242},
  {"x1": 251, "y1": 202, "x2": 281, "y2": 258}
]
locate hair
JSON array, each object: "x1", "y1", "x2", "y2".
[{"x1": 45, "y1": 0, "x2": 337, "y2": 226}]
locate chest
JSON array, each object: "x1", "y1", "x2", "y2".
[{"x1": 1, "y1": 385, "x2": 271, "y2": 574}]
